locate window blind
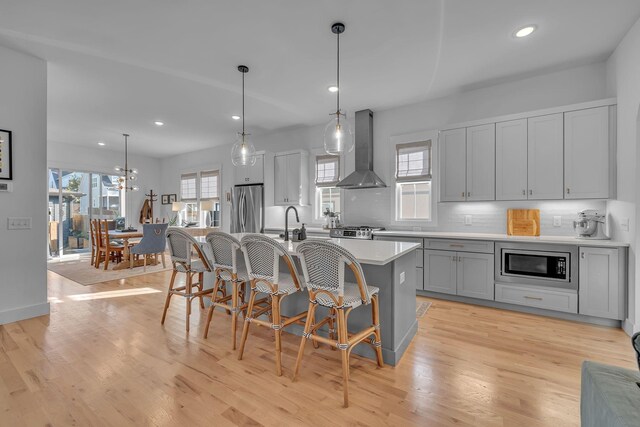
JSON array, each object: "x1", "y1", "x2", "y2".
[
  {"x1": 315, "y1": 155, "x2": 340, "y2": 187},
  {"x1": 200, "y1": 170, "x2": 219, "y2": 200},
  {"x1": 396, "y1": 140, "x2": 432, "y2": 182},
  {"x1": 180, "y1": 173, "x2": 197, "y2": 201}
]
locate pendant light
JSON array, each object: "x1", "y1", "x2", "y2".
[
  {"x1": 115, "y1": 133, "x2": 139, "y2": 191},
  {"x1": 324, "y1": 22, "x2": 354, "y2": 156},
  {"x1": 231, "y1": 65, "x2": 257, "y2": 167}
]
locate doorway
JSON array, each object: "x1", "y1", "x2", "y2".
[{"x1": 48, "y1": 168, "x2": 125, "y2": 258}]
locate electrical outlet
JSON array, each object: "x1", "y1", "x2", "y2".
[
  {"x1": 553, "y1": 216, "x2": 562, "y2": 227},
  {"x1": 399, "y1": 271, "x2": 405, "y2": 284},
  {"x1": 7, "y1": 217, "x2": 32, "y2": 230},
  {"x1": 464, "y1": 215, "x2": 472, "y2": 226},
  {"x1": 621, "y1": 218, "x2": 630, "y2": 232}
]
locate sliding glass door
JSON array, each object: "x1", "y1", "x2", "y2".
[{"x1": 48, "y1": 168, "x2": 124, "y2": 258}]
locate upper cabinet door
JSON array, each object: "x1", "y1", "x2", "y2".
[
  {"x1": 247, "y1": 154, "x2": 264, "y2": 185},
  {"x1": 528, "y1": 114, "x2": 564, "y2": 200},
  {"x1": 496, "y1": 119, "x2": 527, "y2": 201},
  {"x1": 286, "y1": 152, "x2": 302, "y2": 205},
  {"x1": 564, "y1": 107, "x2": 610, "y2": 199},
  {"x1": 273, "y1": 154, "x2": 288, "y2": 204},
  {"x1": 466, "y1": 124, "x2": 495, "y2": 201},
  {"x1": 439, "y1": 128, "x2": 467, "y2": 202}
]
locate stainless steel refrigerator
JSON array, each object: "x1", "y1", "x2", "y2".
[{"x1": 230, "y1": 184, "x2": 264, "y2": 233}]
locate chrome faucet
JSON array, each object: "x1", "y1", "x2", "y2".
[{"x1": 284, "y1": 206, "x2": 299, "y2": 241}]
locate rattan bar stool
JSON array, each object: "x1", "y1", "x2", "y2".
[
  {"x1": 237, "y1": 234, "x2": 308, "y2": 376},
  {"x1": 292, "y1": 240, "x2": 384, "y2": 407},
  {"x1": 162, "y1": 228, "x2": 214, "y2": 332},
  {"x1": 203, "y1": 231, "x2": 271, "y2": 349}
]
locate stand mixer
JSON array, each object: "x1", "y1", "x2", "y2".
[{"x1": 573, "y1": 209, "x2": 609, "y2": 239}]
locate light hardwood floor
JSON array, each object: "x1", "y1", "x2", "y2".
[{"x1": 0, "y1": 270, "x2": 635, "y2": 426}]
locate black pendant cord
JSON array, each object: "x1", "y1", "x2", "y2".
[
  {"x1": 336, "y1": 30, "x2": 340, "y2": 115},
  {"x1": 242, "y1": 71, "x2": 245, "y2": 136}
]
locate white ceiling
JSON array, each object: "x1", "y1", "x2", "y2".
[{"x1": 0, "y1": 0, "x2": 639, "y2": 157}]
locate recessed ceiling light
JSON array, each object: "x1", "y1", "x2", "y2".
[
  {"x1": 328, "y1": 85, "x2": 339, "y2": 93},
  {"x1": 154, "y1": 120, "x2": 164, "y2": 126},
  {"x1": 514, "y1": 25, "x2": 537, "y2": 38},
  {"x1": 231, "y1": 115, "x2": 241, "y2": 120},
  {"x1": 97, "y1": 141, "x2": 106, "y2": 146}
]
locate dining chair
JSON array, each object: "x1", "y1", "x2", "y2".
[
  {"x1": 163, "y1": 227, "x2": 214, "y2": 332},
  {"x1": 237, "y1": 234, "x2": 308, "y2": 376},
  {"x1": 292, "y1": 240, "x2": 384, "y2": 408},
  {"x1": 96, "y1": 220, "x2": 126, "y2": 270},
  {"x1": 203, "y1": 231, "x2": 271, "y2": 349},
  {"x1": 130, "y1": 223, "x2": 168, "y2": 271},
  {"x1": 90, "y1": 219, "x2": 98, "y2": 267}
]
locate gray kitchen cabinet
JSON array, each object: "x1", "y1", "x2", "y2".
[
  {"x1": 273, "y1": 150, "x2": 309, "y2": 205},
  {"x1": 564, "y1": 107, "x2": 610, "y2": 199},
  {"x1": 466, "y1": 124, "x2": 495, "y2": 201},
  {"x1": 424, "y1": 250, "x2": 457, "y2": 295},
  {"x1": 496, "y1": 119, "x2": 528, "y2": 201},
  {"x1": 579, "y1": 247, "x2": 625, "y2": 320},
  {"x1": 528, "y1": 113, "x2": 564, "y2": 200},
  {"x1": 439, "y1": 128, "x2": 467, "y2": 202},
  {"x1": 234, "y1": 153, "x2": 264, "y2": 185},
  {"x1": 456, "y1": 252, "x2": 494, "y2": 300}
]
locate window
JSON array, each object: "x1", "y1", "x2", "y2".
[
  {"x1": 180, "y1": 173, "x2": 198, "y2": 223},
  {"x1": 200, "y1": 170, "x2": 220, "y2": 227},
  {"x1": 314, "y1": 155, "x2": 341, "y2": 220},
  {"x1": 395, "y1": 140, "x2": 432, "y2": 221},
  {"x1": 179, "y1": 170, "x2": 220, "y2": 226}
]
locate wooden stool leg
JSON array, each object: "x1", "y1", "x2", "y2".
[
  {"x1": 337, "y1": 308, "x2": 350, "y2": 408},
  {"x1": 161, "y1": 270, "x2": 177, "y2": 324},
  {"x1": 238, "y1": 287, "x2": 257, "y2": 361},
  {"x1": 371, "y1": 295, "x2": 384, "y2": 368},
  {"x1": 328, "y1": 309, "x2": 337, "y2": 351},
  {"x1": 198, "y1": 272, "x2": 205, "y2": 309},
  {"x1": 161, "y1": 253, "x2": 166, "y2": 268},
  {"x1": 273, "y1": 295, "x2": 283, "y2": 376},
  {"x1": 204, "y1": 276, "x2": 221, "y2": 339},
  {"x1": 185, "y1": 272, "x2": 192, "y2": 332},
  {"x1": 293, "y1": 301, "x2": 316, "y2": 382},
  {"x1": 231, "y1": 280, "x2": 239, "y2": 350}
]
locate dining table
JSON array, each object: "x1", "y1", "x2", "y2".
[{"x1": 110, "y1": 230, "x2": 146, "y2": 270}]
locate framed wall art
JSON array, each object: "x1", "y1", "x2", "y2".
[
  {"x1": 0, "y1": 129, "x2": 12, "y2": 180},
  {"x1": 168, "y1": 194, "x2": 177, "y2": 203},
  {"x1": 161, "y1": 194, "x2": 170, "y2": 205}
]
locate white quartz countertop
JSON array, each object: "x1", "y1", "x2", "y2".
[
  {"x1": 372, "y1": 230, "x2": 630, "y2": 247},
  {"x1": 197, "y1": 233, "x2": 420, "y2": 265}
]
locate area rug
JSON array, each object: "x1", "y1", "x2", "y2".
[
  {"x1": 47, "y1": 253, "x2": 171, "y2": 286},
  {"x1": 416, "y1": 301, "x2": 432, "y2": 318}
]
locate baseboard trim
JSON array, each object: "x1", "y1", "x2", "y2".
[{"x1": 0, "y1": 302, "x2": 50, "y2": 325}]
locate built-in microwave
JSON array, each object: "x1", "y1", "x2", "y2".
[{"x1": 495, "y1": 242, "x2": 578, "y2": 290}]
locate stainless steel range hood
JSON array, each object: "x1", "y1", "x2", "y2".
[{"x1": 336, "y1": 109, "x2": 387, "y2": 189}]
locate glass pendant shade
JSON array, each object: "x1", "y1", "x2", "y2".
[
  {"x1": 231, "y1": 132, "x2": 257, "y2": 167},
  {"x1": 324, "y1": 112, "x2": 353, "y2": 155}
]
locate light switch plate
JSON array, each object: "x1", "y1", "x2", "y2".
[
  {"x1": 399, "y1": 271, "x2": 405, "y2": 284},
  {"x1": 553, "y1": 216, "x2": 562, "y2": 227},
  {"x1": 7, "y1": 217, "x2": 32, "y2": 230},
  {"x1": 464, "y1": 215, "x2": 472, "y2": 226}
]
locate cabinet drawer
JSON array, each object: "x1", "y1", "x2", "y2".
[
  {"x1": 495, "y1": 283, "x2": 577, "y2": 313},
  {"x1": 424, "y1": 239, "x2": 494, "y2": 254}
]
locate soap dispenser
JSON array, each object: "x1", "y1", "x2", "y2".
[{"x1": 299, "y1": 223, "x2": 307, "y2": 241}]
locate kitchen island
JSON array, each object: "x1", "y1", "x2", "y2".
[{"x1": 198, "y1": 234, "x2": 420, "y2": 366}]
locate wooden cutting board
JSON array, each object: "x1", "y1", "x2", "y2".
[{"x1": 507, "y1": 209, "x2": 540, "y2": 236}]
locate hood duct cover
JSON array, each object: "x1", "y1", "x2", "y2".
[{"x1": 336, "y1": 109, "x2": 387, "y2": 189}]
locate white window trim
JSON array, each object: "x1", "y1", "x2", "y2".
[
  {"x1": 390, "y1": 130, "x2": 439, "y2": 227},
  {"x1": 178, "y1": 163, "x2": 223, "y2": 227},
  {"x1": 310, "y1": 148, "x2": 344, "y2": 225}
]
